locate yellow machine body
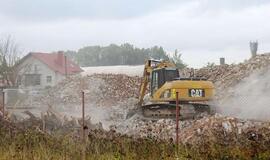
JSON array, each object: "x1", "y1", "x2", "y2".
[
  {"x1": 137, "y1": 59, "x2": 215, "y2": 118},
  {"x1": 151, "y1": 80, "x2": 214, "y2": 102}
]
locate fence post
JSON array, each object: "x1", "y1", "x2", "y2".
[
  {"x1": 81, "y1": 90, "x2": 86, "y2": 160},
  {"x1": 175, "y1": 92, "x2": 180, "y2": 145},
  {"x1": 2, "y1": 90, "x2": 5, "y2": 118}
]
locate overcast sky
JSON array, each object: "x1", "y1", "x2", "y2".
[{"x1": 0, "y1": 0, "x2": 270, "y2": 67}]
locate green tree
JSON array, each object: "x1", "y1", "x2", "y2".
[
  {"x1": 170, "y1": 49, "x2": 187, "y2": 69},
  {"x1": 148, "y1": 46, "x2": 169, "y2": 60},
  {"x1": 64, "y1": 44, "x2": 183, "y2": 67}
]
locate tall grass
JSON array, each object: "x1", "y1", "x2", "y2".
[{"x1": 1, "y1": 126, "x2": 270, "y2": 159}]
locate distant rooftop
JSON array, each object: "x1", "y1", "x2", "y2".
[{"x1": 25, "y1": 51, "x2": 82, "y2": 75}]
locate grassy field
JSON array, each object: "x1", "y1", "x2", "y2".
[{"x1": 1, "y1": 123, "x2": 270, "y2": 160}]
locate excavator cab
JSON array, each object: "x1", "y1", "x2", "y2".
[{"x1": 150, "y1": 68, "x2": 179, "y2": 96}]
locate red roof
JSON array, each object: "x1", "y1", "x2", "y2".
[{"x1": 28, "y1": 52, "x2": 82, "y2": 75}]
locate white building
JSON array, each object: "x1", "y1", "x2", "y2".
[{"x1": 16, "y1": 51, "x2": 82, "y2": 89}]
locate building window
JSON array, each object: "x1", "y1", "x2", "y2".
[
  {"x1": 25, "y1": 74, "x2": 41, "y2": 86},
  {"x1": 46, "y1": 76, "x2": 52, "y2": 83}
]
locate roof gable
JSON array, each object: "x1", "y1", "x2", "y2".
[{"x1": 26, "y1": 52, "x2": 82, "y2": 75}]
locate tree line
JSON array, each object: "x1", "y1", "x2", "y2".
[{"x1": 65, "y1": 43, "x2": 186, "y2": 68}]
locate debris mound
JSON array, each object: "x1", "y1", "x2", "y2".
[
  {"x1": 92, "y1": 74, "x2": 141, "y2": 106},
  {"x1": 109, "y1": 113, "x2": 270, "y2": 151},
  {"x1": 40, "y1": 74, "x2": 141, "y2": 107},
  {"x1": 194, "y1": 53, "x2": 270, "y2": 91},
  {"x1": 179, "y1": 114, "x2": 270, "y2": 156}
]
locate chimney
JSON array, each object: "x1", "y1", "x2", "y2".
[
  {"x1": 57, "y1": 51, "x2": 65, "y2": 66},
  {"x1": 250, "y1": 41, "x2": 258, "y2": 58},
  {"x1": 220, "y1": 57, "x2": 225, "y2": 65}
]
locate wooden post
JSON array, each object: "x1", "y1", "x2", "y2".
[{"x1": 175, "y1": 92, "x2": 180, "y2": 145}]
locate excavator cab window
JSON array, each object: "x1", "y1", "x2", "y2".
[
  {"x1": 151, "y1": 68, "x2": 179, "y2": 96},
  {"x1": 151, "y1": 71, "x2": 159, "y2": 95},
  {"x1": 165, "y1": 68, "x2": 179, "y2": 81}
]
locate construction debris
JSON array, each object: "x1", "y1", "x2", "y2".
[
  {"x1": 179, "y1": 114, "x2": 270, "y2": 153},
  {"x1": 37, "y1": 74, "x2": 142, "y2": 107},
  {"x1": 4, "y1": 53, "x2": 270, "y2": 154},
  {"x1": 194, "y1": 53, "x2": 270, "y2": 91},
  {"x1": 6, "y1": 106, "x2": 103, "y2": 134},
  {"x1": 91, "y1": 74, "x2": 142, "y2": 106}
]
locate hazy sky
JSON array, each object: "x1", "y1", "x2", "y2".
[{"x1": 0, "y1": 0, "x2": 270, "y2": 67}]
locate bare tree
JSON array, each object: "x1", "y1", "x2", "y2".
[{"x1": 0, "y1": 35, "x2": 22, "y2": 86}]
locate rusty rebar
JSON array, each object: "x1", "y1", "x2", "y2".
[{"x1": 175, "y1": 92, "x2": 179, "y2": 145}]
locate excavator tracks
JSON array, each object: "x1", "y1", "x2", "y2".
[{"x1": 141, "y1": 103, "x2": 211, "y2": 119}]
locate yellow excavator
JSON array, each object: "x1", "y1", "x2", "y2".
[{"x1": 137, "y1": 59, "x2": 215, "y2": 119}]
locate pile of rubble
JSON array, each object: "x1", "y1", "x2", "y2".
[
  {"x1": 39, "y1": 74, "x2": 141, "y2": 107},
  {"x1": 122, "y1": 117, "x2": 194, "y2": 140},
  {"x1": 179, "y1": 114, "x2": 270, "y2": 153},
  {"x1": 194, "y1": 53, "x2": 270, "y2": 91},
  {"x1": 5, "y1": 105, "x2": 102, "y2": 134},
  {"x1": 92, "y1": 74, "x2": 141, "y2": 105},
  {"x1": 114, "y1": 113, "x2": 270, "y2": 146},
  {"x1": 39, "y1": 75, "x2": 105, "y2": 106}
]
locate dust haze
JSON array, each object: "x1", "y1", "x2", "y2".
[{"x1": 218, "y1": 67, "x2": 270, "y2": 120}]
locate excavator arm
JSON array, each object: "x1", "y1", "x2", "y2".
[
  {"x1": 138, "y1": 59, "x2": 176, "y2": 106},
  {"x1": 138, "y1": 63, "x2": 150, "y2": 106}
]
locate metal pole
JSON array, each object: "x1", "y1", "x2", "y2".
[
  {"x1": 2, "y1": 90, "x2": 4, "y2": 118},
  {"x1": 82, "y1": 91, "x2": 85, "y2": 141},
  {"x1": 175, "y1": 92, "x2": 179, "y2": 145},
  {"x1": 81, "y1": 90, "x2": 86, "y2": 160}
]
